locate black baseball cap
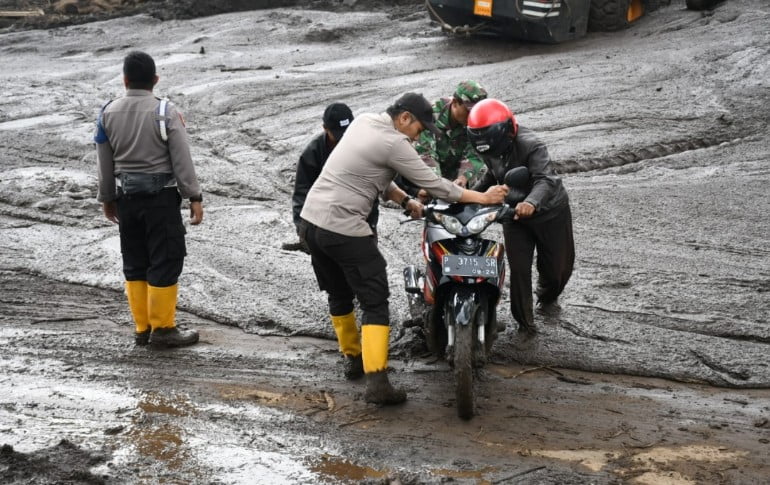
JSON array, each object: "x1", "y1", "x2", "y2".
[
  {"x1": 323, "y1": 102, "x2": 354, "y2": 141},
  {"x1": 393, "y1": 92, "x2": 441, "y2": 137}
]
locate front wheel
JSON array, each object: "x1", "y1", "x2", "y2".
[{"x1": 453, "y1": 321, "x2": 474, "y2": 420}]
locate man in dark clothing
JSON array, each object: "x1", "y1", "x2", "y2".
[
  {"x1": 95, "y1": 51, "x2": 203, "y2": 347},
  {"x1": 286, "y1": 103, "x2": 378, "y2": 251},
  {"x1": 466, "y1": 98, "x2": 575, "y2": 336}
]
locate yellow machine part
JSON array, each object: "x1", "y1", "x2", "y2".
[{"x1": 627, "y1": 0, "x2": 644, "y2": 22}]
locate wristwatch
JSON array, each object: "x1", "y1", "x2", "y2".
[
  {"x1": 400, "y1": 195, "x2": 412, "y2": 209},
  {"x1": 189, "y1": 194, "x2": 203, "y2": 203}
]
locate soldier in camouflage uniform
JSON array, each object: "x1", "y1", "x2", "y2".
[{"x1": 397, "y1": 80, "x2": 488, "y2": 199}]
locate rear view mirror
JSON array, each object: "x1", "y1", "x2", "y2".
[{"x1": 504, "y1": 166, "x2": 529, "y2": 188}]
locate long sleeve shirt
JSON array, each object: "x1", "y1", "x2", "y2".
[
  {"x1": 95, "y1": 89, "x2": 200, "y2": 202},
  {"x1": 472, "y1": 126, "x2": 569, "y2": 219},
  {"x1": 300, "y1": 112, "x2": 463, "y2": 237}
]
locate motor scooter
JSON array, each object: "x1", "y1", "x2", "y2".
[{"x1": 402, "y1": 167, "x2": 529, "y2": 419}]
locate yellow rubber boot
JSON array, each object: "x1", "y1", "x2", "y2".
[
  {"x1": 362, "y1": 324, "x2": 390, "y2": 373},
  {"x1": 331, "y1": 311, "x2": 363, "y2": 379},
  {"x1": 125, "y1": 280, "x2": 150, "y2": 333},
  {"x1": 148, "y1": 283, "x2": 178, "y2": 330},
  {"x1": 362, "y1": 324, "x2": 406, "y2": 404},
  {"x1": 330, "y1": 311, "x2": 361, "y2": 357},
  {"x1": 147, "y1": 284, "x2": 199, "y2": 347}
]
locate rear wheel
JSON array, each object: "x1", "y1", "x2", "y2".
[
  {"x1": 453, "y1": 320, "x2": 474, "y2": 420},
  {"x1": 589, "y1": 0, "x2": 644, "y2": 32}
]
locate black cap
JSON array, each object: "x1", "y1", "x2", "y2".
[
  {"x1": 323, "y1": 102, "x2": 354, "y2": 141},
  {"x1": 393, "y1": 92, "x2": 441, "y2": 137}
]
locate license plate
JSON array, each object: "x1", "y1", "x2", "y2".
[
  {"x1": 474, "y1": 0, "x2": 493, "y2": 17},
  {"x1": 443, "y1": 255, "x2": 498, "y2": 277}
]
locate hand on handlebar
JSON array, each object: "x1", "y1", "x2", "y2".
[
  {"x1": 405, "y1": 199, "x2": 424, "y2": 219},
  {"x1": 514, "y1": 201, "x2": 535, "y2": 220},
  {"x1": 484, "y1": 184, "x2": 509, "y2": 205},
  {"x1": 453, "y1": 175, "x2": 468, "y2": 188}
]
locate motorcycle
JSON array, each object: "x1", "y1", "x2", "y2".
[{"x1": 402, "y1": 167, "x2": 529, "y2": 419}]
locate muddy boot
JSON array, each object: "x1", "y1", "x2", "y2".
[
  {"x1": 135, "y1": 329, "x2": 151, "y2": 346},
  {"x1": 361, "y1": 324, "x2": 407, "y2": 405},
  {"x1": 150, "y1": 326, "x2": 199, "y2": 348},
  {"x1": 148, "y1": 284, "x2": 199, "y2": 348},
  {"x1": 281, "y1": 240, "x2": 309, "y2": 254},
  {"x1": 364, "y1": 370, "x2": 406, "y2": 405},
  {"x1": 517, "y1": 320, "x2": 538, "y2": 338},
  {"x1": 536, "y1": 300, "x2": 562, "y2": 317},
  {"x1": 343, "y1": 354, "x2": 364, "y2": 380}
]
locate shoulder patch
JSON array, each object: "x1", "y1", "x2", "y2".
[{"x1": 94, "y1": 100, "x2": 113, "y2": 144}]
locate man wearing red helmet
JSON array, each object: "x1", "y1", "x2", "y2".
[{"x1": 466, "y1": 98, "x2": 575, "y2": 336}]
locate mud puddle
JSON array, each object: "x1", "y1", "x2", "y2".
[
  {"x1": 2, "y1": 270, "x2": 769, "y2": 484},
  {"x1": 1, "y1": 0, "x2": 769, "y2": 483}
]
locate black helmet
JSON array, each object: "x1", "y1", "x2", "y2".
[{"x1": 466, "y1": 98, "x2": 518, "y2": 157}]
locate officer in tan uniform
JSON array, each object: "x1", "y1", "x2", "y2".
[{"x1": 96, "y1": 51, "x2": 203, "y2": 347}]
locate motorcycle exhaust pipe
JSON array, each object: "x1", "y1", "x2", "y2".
[{"x1": 403, "y1": 265, "x2": 422, "y2": 294}]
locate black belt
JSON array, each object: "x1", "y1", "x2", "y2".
[{"x1": 117, "y1": 172, "x2": 175, "y2": 196}]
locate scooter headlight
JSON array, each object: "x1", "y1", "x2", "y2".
[
  {"x1": 466, "y1": 212, "x2": 497, "y2": 234},
  {"x1": 435, "y1": 214, "x2": 463, "y2": 235}
]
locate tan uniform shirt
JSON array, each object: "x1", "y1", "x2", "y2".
[
  {"x1": 300, "y1": 112, "x2": 464, "y2": 237},
  {"x1": 96, "y1": 89, "x2": 200, "y2": 202}
]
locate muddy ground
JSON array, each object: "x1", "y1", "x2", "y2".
[{"x1": 1, "y1": 0, "x2": 769, "y2": 483}]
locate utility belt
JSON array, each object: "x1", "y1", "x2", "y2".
[{"x1": 116, "y1": 172, "x2": 177, "y2": 198}]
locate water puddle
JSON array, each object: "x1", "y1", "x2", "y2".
[
  {"x1": 309, "y1": 454, "x2": 388, "y2": 482},
  {"x1": 533, "y1": 444, "x2": 747, "y2": 483}
]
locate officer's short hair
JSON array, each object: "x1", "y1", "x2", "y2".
[{"x1": 123, "y1": 51, "x2": 156, "y2": 89}]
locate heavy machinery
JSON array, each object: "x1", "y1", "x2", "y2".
[{"x1": 425, "y1": 0, "x2": 713, "y2": 43}]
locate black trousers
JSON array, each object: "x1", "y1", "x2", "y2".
[
  {"x1": 503, "y1": 204, "x2": 574, "y2": 328},
  {"x1": 299, "y1": 220, "x2": 389, "y2": 324},
  {"x1": 116, "y1": 188, "x2": 186, "y2": 287}
]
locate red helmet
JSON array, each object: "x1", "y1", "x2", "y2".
[{"x1": 466, "y1": 98, "x2": 518, "y2": 157}]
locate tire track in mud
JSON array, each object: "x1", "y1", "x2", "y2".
[
  {"x1": 570, "y1": 302, "x2": 770, "y2": 345},
  {"x1": 556, "y1": 132, "x2": 750, "y2": 174}
]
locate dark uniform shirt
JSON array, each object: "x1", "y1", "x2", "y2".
[{"x1": 472, "y1": 126, "x2": 569, "y2": 219}]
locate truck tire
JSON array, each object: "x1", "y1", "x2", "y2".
[
  {"x1": 589, "y1": 0, "x2": 633, "y2": 32},
  {"x1": 686, "y1": 0, "x2": 720, "y2": 10},
  {"x1": 645, "y1": 0, "x2": 670, "y2": 12}
]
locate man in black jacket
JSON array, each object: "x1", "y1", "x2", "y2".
[
  {"x1": 466, "y1": 99, "x2": 574, "y2": 336},
  {"x1": 288, "y1": 103, "x2": 378, "y2": 252}
]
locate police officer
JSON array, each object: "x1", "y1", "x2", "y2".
[
  {"x1": 299, "y1": 93, "x2": 508, "y2": 405},
  {"x1": 396, "y1": 80, "x2": 489, "y2": 198},
  {"x1": 96, "y1": 51, "x2": 203, "y2": 347},
  {"x1": 286, "y1": 102, "x2": 378, "y2": 252},
  {"x1": 466, "y1": 99, "x2": 575, "y2": 337}
]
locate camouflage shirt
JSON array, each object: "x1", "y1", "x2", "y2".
[{"x1": 413, "y1": 97, "x2": 486, "y2": 186}]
